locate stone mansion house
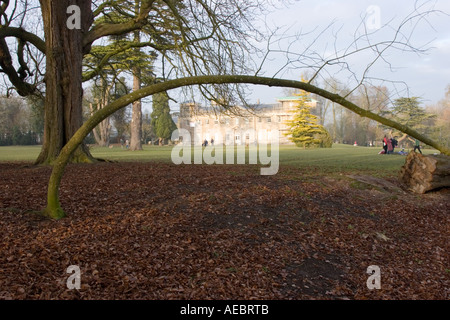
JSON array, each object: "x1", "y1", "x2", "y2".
[{"x1": 176, "y1": 97, "x2": 319, "y2": 145}]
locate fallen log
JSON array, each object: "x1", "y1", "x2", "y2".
[{"x1": 399, "y1": 151, "x2": 450, "y2": 193}]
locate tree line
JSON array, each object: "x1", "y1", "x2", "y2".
[
  {"x1": 310, "y1": 82, "x2": 450, "y2": 150},
  {"x1": 284, "y1": 80, "x2": 450, "y2": 150},
  {"x1": 0, "y1": 89, "x2": 178, "y2": 147},
  {"x1": 2, "y1": 80, "x2": 448, "y2": 151},
  {"x1": 0, "y1": 96, "x2": 42, "y2": 146}
]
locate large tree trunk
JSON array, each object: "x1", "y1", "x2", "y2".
[
  {"x1": 35, "y1": 0, "x2": 95, "y2": 165},
  {"x1": 90, "y1": 102, "x2": 111, "y2": 147},
  {"x1": 400, "y1": 151, "x2": 450, "y2": 193},
  {"x1": 95, "y1": 117, "x2": 111, "y2": 147},
  {"x1": 89, "y1": 78, "x2": 114, "y2": 147},
  {"x1": 130, "y1": 68, "x2": 143, "y2": 151},
  {"x1": 130, "y1": 27, "x2": 143, "y2": 151}
]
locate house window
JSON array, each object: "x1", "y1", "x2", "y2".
[
  {"x1": 278, "y1": 116, "x2": 281, "y2": 122},
  {"x1": 225, "y1": 118, "x2": 230, "y2": 125},
  {"x1": 244, "y1": 118, "x2": 249, "y2": 124},
  {"x1": 214, "y1": 119, "x2": 219, "y2": 125},
  {"x1": 258, "y1": 118, "x2": 262, "y2": 123},
  {"x1": 267, "y1": 117, "x2": 271, "y2": 123},
  {"x1": 205, "y1": 119, "x2": 209, "y2": 124}
]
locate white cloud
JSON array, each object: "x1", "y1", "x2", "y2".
[{"x1": 434, "y1": 38, "x2": 450, "y2": 53}]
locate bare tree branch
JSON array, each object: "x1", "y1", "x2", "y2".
[{"x1": 0, "y1": 26, "x2": 45, "y2": 53}]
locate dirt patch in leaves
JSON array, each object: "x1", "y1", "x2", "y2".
[{"x1": 0, "y1": 162, "x2": 448, "y2": 300}]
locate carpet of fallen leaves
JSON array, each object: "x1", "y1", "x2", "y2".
[{"x1": 0, "y1": 161, "x2": 448, "y2": 300}]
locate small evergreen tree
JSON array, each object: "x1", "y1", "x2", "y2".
[
  {"x1": 286, "y1": 89, "x2": 332, "y2": 148},
  {"x1": 151, "y1": 91, "x2": 177, "y2": 145},
  {"x1": 155, "y1": 111, "x2": 177, "y2": 142}
]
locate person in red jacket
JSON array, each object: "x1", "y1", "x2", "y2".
[{"x1": 383, "y1": 135, "x2": 388, "y2": 154}]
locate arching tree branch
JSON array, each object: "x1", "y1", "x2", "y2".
[{"x1": 44, "y1": 75, "x2": 450, "y2": 219}]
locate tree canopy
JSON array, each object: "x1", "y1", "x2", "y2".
[{"x1": 389, "y1": 97, "x2": 436, "y2": 132}]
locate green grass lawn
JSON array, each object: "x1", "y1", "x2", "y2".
[
  {"x1": 0, "y1": 143, "x2": 437, "y2": 175},
  {"x1": 0, "y1": 146, "x2": 42, "y2": 162}
]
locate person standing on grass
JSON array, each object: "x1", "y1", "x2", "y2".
[
  {"x1": 407, "y1": 137, "x2": 423, "y2": 154},
  {"x1": 414, "y1": 138, "x2": 422, "y2": 154},
  {"x1": 383, "y1": 135, "x2": 388, "y2": 154}
]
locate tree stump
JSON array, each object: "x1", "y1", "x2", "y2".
[{"x1": 399, "y1": 151, "x2": 450, "y2": 193}]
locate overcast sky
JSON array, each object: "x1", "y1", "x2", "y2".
[{"x1": 244, "y1": 0, "x2": 450, "y2": 106}]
